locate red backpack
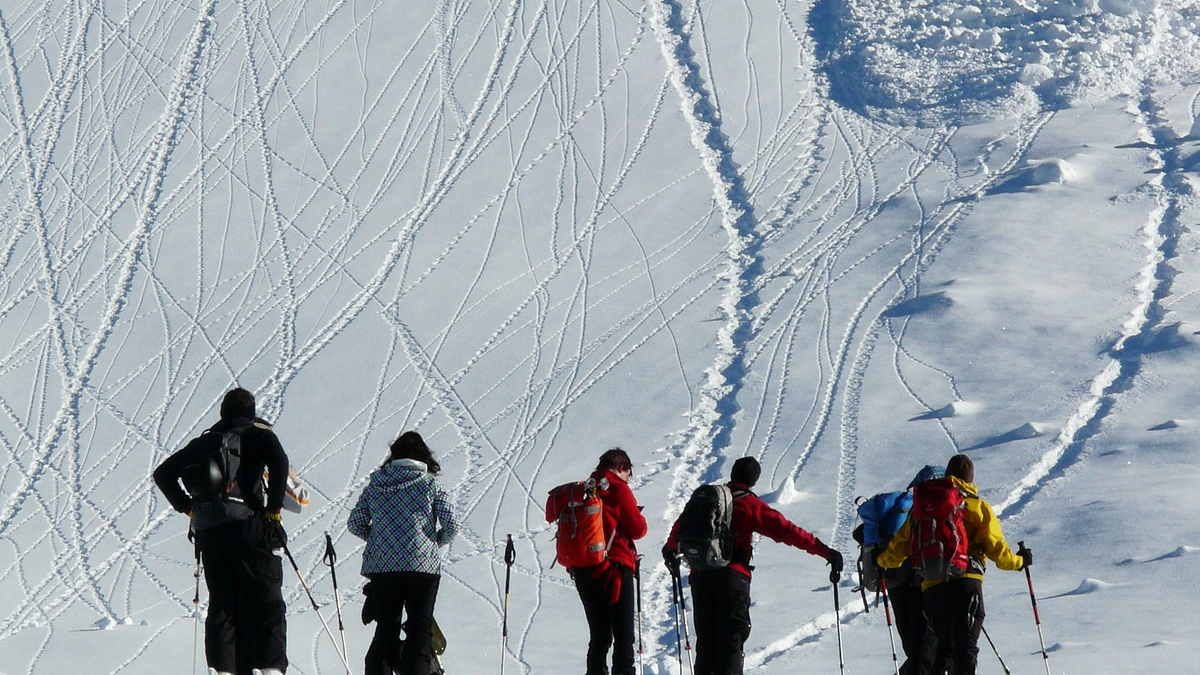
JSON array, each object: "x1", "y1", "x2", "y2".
[
  {"x1": 546, "y1": 477, "x2": 613, "y2": 569},
  {"x1": 909, "y1": 478, "x2": 971, "y2": 580}
]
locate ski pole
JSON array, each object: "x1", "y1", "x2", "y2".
[
  {"x1": 282, "y1": 544, "x2": 354, "y2": 673},
  {"x1": 674, "y1": 568, "x2": 694, "y2": 674},
  {"x1": 634, "y1": 556, "x2": 644, "y2": 675},
  {"x1": 830, "y1": 567, "x2": 845, "y2": 675},
  {"x1": 190, "y1": 527, "x2": 202, "y2": 675},
  {"x1": 669, "y1": 568, "x2": 684, "y2": 673},
  {"x1": 501, "y1": 534, "x2": 515, "y2": 675},
  {"x1": 1018, "y1": 541, "x2": 1052, "y2": 675},
  {"x1": 323, "y1": 533, "x2": 351, "y2": 674},
  {"x1": 879, "y1": 578, "x2": 900, "y2": 675},
  {"x1": 980, "y1": 624, "x2": 1012, "y2": 675}
]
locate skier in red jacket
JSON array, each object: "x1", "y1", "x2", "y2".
[
  {"x1": 571, "y1": 448, "x2": 648, "y2": 675},
  {"x1": 663, "y1": 457, "x2": 843, "y2": 675}
]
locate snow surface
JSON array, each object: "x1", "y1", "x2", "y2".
[{"x1": 1, "y1": 0, "x2": 1198, "y2": 673}]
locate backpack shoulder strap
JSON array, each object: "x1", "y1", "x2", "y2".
[{"x1": 726, "y1": 483, "x2": 752, "y2": 500}]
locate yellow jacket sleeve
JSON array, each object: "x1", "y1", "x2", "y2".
[{"x1": 966, "y1": 496, "x2": 1023, "y2": 572}]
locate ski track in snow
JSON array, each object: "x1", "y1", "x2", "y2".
[
  {"x1": 996, "y1": 85, "x2": 1194, "y2": 518},
  {"x1": 0, "y1": 0, "x2": 1161, "y2": 673}
]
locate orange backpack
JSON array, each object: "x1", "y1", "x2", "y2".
[{"x1": 546, "y1": 478, "x2": 613, "y2": 569}]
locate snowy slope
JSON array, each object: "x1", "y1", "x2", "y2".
[{"x1": 1, "y1": 0, "x2": 1198, "y2": 674}]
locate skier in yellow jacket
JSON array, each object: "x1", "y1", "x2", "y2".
[{"x1": 877, "y1": 454, "x2": 1031, "y2": 675}]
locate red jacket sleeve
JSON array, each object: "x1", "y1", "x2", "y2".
[
  {"x1": 665, "y1": 517, "x2": 682, "y2": 550},
  {"x1": 737, "y1": 493, "x2": 833, "y2": 559}
]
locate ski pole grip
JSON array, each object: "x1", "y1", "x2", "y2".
[{"x1": 503, "y1": 534, "x2": 515, "y2": 596}]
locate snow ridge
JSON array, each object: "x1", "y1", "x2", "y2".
[{"x1": 648, "y1": 0, "x2": 764, "y2": 485}]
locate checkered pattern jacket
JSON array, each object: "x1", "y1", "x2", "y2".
[{"x1": 348, "y1": 459, "x2": 460, "y2": 575}]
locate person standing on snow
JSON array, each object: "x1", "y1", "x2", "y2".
[
  {"x1": 569, "y1": 448, "x2": 649, "y2": 675},
  {"x1": 153, "y1": 387, "x2": 290, "y2": 675},
  {"x1": 877, "y1": 454, "x2": 1032, "y2": 675},
  {"x1": 889, "y1": 464, "x2": 946, "y2": 675},
  {"x1": 348, "y1": 431, "x2": 460, "y2": 675},
  {"x1": 662, "y1": 457, "x2": 844, "y2": 675}
]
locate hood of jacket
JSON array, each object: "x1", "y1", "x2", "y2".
[
  {"x1": 947, "y1": 474, "x2": 978, "y2": 498},
  {"x1": 369, "y1": 459, "x2": 431, "y2": 492}
]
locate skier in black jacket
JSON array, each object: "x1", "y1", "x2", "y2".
[{"x1": 153, "y1": 388, "x2": 291, "y2": 675}]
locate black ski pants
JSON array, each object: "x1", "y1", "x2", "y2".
[
  {"x1": 689, "y1": 568, "x2": 753, "y2": 675},
  {"x1": 365, "y1": 571, "x2": 441, "y2": 675},
  {"x1": 889, "y1": 579, "x2": 938, "y2": 675},
  {"x1": 196, "y1": 517, "x2": 288, "y2": 675},
  {"x1": 574, "y1": 563, "x2": 636, "y2": 675},
  {"x1": 923, "y1": 577, "x2": 985, "y2": 675}
]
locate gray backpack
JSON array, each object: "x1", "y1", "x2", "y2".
[
  {"x1": 181, "y1": 425, "x2": 253, "y2": 530},
  {"x1": 676, "y1": 484, "x2": 745, "y2": 571}
]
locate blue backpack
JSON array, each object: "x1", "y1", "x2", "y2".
[{"x1": 854, "y1": 491, "x2": 913, "y2": 592}]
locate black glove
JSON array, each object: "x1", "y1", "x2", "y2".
[
  {"x1": 662, "y1": 546, "x2": 682, "y2": 575},
  {"x1": 826, "y1": 549, "x2": 844, "y2": 581},
  {"x1": 361, "y1": 581, "x2": 376, "y2": 625},
  {"x1": 261, "y1": 510, "x2": 287, "y2": 549},
  {"x1": 1018, "y1": 544, "x2": 1033, "y2": 569}
]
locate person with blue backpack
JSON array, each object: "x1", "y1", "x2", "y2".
[
  {"x1": 855, "y1": 465, "x2": 944, "y2": 675},
  {"x1": 876, "y1": 455, "x2": 1031, "y2": 675}
]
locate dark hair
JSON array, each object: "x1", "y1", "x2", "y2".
[
  {"x1": 220, "y1": 388, "x2": 256, "y2": 420},
  {"x1": 596, "y1": 447, "x2": 632, "y2": 474},
  {"x1": 387, "y1": 431, "x2": 441, "y2": 475}
]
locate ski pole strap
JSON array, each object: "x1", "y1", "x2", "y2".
[
  {"x1": 323, "y1": 532, "x2": 337, "y2": 567},
  {"x1": 504, "y1": 534, "x2": 515, "y2": 593},
  {"x1": 324, "y1": 532, "x2": 342, "y2": 594},
  {"x1": 502, "y1": 534, "x2": 514, "y2": 637}
]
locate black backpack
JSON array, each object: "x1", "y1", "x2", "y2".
[
  {"x1": 181, "y1": 424, "x2": 254, "y2": 530},
  {"x1": 676, "y1": 484, "x2": 746, "y2": 571}
]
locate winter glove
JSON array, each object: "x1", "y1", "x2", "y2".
[
  {"x1": 826, "y1": 549, "x2": 844, "y2": 576},
  {"x1": 662, "y1": 546, "x2": 682, "y2": 576},
  {"x1": 261, "y1": 510, "x2": 287, "y2": 549},
  {"x1": 590, "y1": 560, "x2": 622, "y2": 604},
  {"x1": 1018, "y1": 544, "x2": 1033, "y2": 569},
  {"x1": 361, "y1": 581, "x2": 376, "y2": 625}
]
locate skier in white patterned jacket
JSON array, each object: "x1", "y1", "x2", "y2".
[{"x1": 348, "y1": 431, "x2": 461, "y2": 675}]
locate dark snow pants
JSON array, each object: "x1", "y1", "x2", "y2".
[
  {"x1": 574, "y1": 563, "x2": 636, "y2": 675},
  {"x1": 924, "y1": 577, "x2": 985, "y2": 675},
  {"x1": 889, "y1": 579, "x2": 938, "y2": 675},
  {"x1": 689, "y1": 568, "x2": 753, "y2": 675},
  {"x1": 197, "y1": 517, "x2": 288, "y2": 675},
  {"x1": 364, "y1": 571, "x2": 441, "y2": 675}
]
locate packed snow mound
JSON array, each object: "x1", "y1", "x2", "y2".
[
  {"x1": 911, "y1": 400, "x2": 983, "y2": 420},
  {"x1": 815, "y1": 0, "x2": 1200, "y2": 124},
  {"x1": 1065, "y1": 578, "x2": 1115, "y2": 595},
  {"x1": 760, "y1": 477, "x2": 805, "y2": 505}
]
